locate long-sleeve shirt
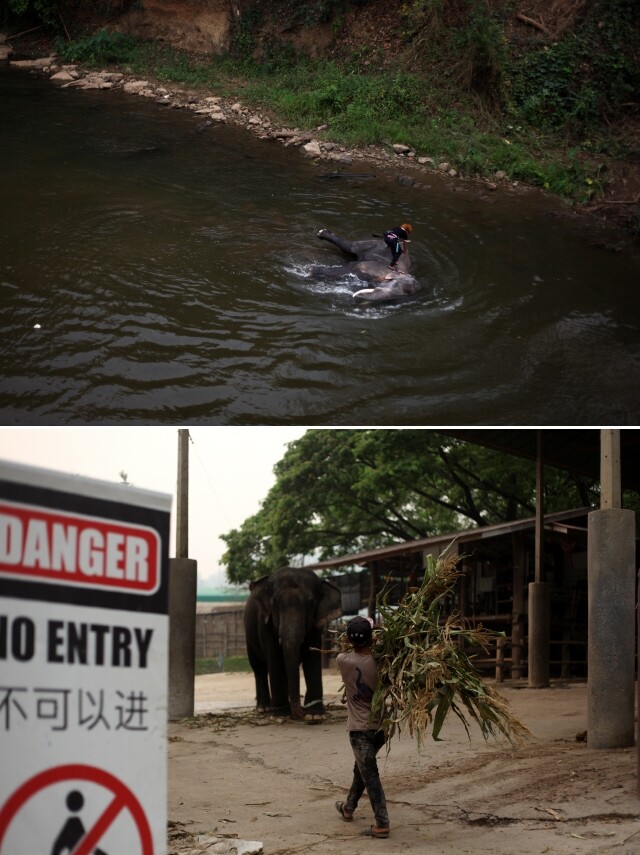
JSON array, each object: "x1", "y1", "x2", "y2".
[{"x1": 385, "y1": 226, "x2": 410, "y2": 242}]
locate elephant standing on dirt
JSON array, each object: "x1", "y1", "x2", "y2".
[{"x1": 244, "y1": 567, "x2": 342, "y2": 720}]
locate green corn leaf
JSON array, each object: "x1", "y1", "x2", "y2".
[{"x1": 364, "y1": 543, "x2": 531, "y2": 752}]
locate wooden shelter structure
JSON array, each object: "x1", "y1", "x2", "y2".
[
  {"x1": 312, "y1": 429, "x2": 640, "y2": 753},
  {"x1": 312, "y1": 507, "x2": 596, "y2": 680}
]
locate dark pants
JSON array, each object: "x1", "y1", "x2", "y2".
[
  {"x1": 384, "y1": 233, "x2": 402, "y2": 266},
  {"x1": 345, "y1": 729, "x2": 389, "y2": 828}
]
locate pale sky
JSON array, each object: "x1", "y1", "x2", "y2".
[{"x1": 0, "y1": 427, "x2": 307, "y2": 589}]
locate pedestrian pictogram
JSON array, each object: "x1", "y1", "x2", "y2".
[
  {"x1": 0, "y1": 764, "x2": 153, "y2": 855},
  {"x1": 52, "y1": 789, "x2": 108, "y2": 855}
]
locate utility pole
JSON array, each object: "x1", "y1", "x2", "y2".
[
  {"x1": 176, "y1": 429, "x2": 189, "y2": 558},
  {"x1": 528, "y1": 429, "x2": 550, "y2": 688},
  {"x1": 168, "y1": 428, "x2": 197, "y2": 720}
]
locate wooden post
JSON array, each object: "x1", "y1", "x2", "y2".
[
  {"x1": 561, "y1": 626, "x2": 571, "y2": 679},
  {"x1": 529, "y1": 429, "x2": 550, "y2": 688},
  {"x1": 601, "y1": 429, "x2": 622, "y2": 509},
  {"x1": 511, "y1": 533, "x2": 525, "y2": 680},
  {"x1": 534, "y1": 430, "x2": 543, "y2": 586},
  {"x1": 496, "y1": 636, "x2": 505, "y2": 683},
  {"x1": 368, "y1": 563, "x2": 378, "y2": 620},
  {"x1": 460, "y1": 560, "x2": 471, "y2": 620}
]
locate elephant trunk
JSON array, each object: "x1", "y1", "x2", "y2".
[{"x1": 279, "y1": 623, "x2": 305, "y2": 719}]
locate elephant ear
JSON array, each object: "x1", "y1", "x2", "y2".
[
  {"x1": 250, "y1": 575, "x2": 272, "y2": 623},
  {"x1": 315, "y1": 578, "x2": 343, "y2": 629}
]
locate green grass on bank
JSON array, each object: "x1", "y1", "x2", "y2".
[
  {"x1": 196, "y1": 655, "x2": 251, "y2": 676},
  {"x1": 53, "y1": 25, "x2": 638, "y2": 207}
]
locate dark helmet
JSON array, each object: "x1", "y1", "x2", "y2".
[{"x1": 347, "y1": 616, "x2": 373, "y2": 647}]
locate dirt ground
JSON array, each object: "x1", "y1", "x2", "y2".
[{"x1": 168, "y1": 671, "x2": 640, "y2": 854}]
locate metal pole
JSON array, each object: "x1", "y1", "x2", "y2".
[{"x1": 176, "y1": 429, "x2": 189, "y2": 559}]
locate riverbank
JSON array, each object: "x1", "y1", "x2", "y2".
[
  {"x1": 7, "y1": 49, "x2": 636, "y2": 252},
  {"x1": 5, "y1": 54, "x2": 518, "y2": 187},
  {"x1": 3, "y1": 0, "x2": 640, "y2": 240}
]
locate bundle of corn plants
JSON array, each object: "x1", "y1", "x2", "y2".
[{"x1": 370, "y1": 546, "x2": 531, "y2": 749}]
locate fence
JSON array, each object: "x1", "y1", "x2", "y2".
[{"x1": 195, "y1": 606, "x2": 246, "y2": 659}]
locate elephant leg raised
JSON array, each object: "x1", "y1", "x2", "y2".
[
  {"x1": 317, "y1": 230, "x2": 380, "y2": 258},
  {"x1": 317, "y1": 229, "x2": 357, "y2": 257}
]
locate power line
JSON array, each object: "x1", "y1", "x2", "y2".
[{"x1": 188, "y1": 431, "x2": 233, "y2": 530}]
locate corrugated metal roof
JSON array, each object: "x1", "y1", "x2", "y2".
[
  {"x1": 442, "y1": 429, "x2": 640, "y2": 490},
  {"x1": 308, "y1": 507, "x2": 591, "y2": 571}
]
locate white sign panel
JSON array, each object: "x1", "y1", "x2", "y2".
[{"x1": 0, "y1": 460, "x2": 171, "y2": 855}]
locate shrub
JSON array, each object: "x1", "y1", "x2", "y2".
[
  {"x1": 55, "y1": 29, "x2": 137, "y2": 65},
  {"x1": 509, "y1": 0, "x2": 640, "y2": 131}
]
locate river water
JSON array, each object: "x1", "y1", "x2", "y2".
[{"x1": 2, "y1": 67, "x2": 639, "y2": 425}]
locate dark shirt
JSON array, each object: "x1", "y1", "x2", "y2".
[
  {"x1": 337, "y1": 649, "x2": 382, "y2": 731},
  {"x1": 385, "y1": 227, "x2": 409, "y2": 241}
]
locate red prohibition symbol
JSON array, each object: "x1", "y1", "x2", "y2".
[{"x1": 0, "y1": 763, "x2": 153, "y2": 855}]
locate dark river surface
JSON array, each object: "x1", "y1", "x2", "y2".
[{"x1": 2, "y1": 67, "x2": 639, "y2": 425}]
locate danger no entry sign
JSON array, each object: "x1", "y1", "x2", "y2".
[{"x1": 0, "y1": 460, "x2": 171, "y2": 855}]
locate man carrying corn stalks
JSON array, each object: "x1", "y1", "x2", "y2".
[{"x1": 335, "y1": 616, "x2": 390, "y2": 840}]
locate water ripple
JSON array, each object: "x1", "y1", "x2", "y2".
[{"x1": 2, "y1": 69, "x2": 640, "y2": 424}]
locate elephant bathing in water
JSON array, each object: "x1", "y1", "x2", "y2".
[
  {"x1": 244, "y1": 566, "x2": 342, "y2": 720},
  {"x1": 310, "y1": 228, "x2": 421, "y2": 302}
]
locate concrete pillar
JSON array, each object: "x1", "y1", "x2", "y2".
[
  {"x1": 168, "y1": 557, "x2": 198, "y2": 720},
  {"x1": 528, "y1": 581, "x2": 549, "y2": 688},
  {"x1": 587, "y1": 508, "x2": 636, "y2": 748}
]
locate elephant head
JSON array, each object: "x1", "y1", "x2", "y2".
[{"x1": 248, "y1": 566, "x2": 342, "y2": 719}]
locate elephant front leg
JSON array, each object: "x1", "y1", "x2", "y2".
[
  {"x1": 266, "y1": 638, "x2": 293, "y2": 717},
  {"x1": 309, "y1": 263, "x2": 356, "y2": 279},
  {"x1": 247, "y1": 647, "x2": 271, "y2": 713},
  {"x1": 301, "y1": 635, "x2": 326, "y2": 722}
]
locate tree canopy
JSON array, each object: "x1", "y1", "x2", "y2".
[{"x1": 221, "y1": 430, "x2": 599, "y2": 584}]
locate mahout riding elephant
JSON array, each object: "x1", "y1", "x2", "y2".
[
  {"x1": 244, "y1": 566, "x2": 342, "y2": 720},
  {"x1": 310, "y1": 228, "x2": 421, "y2": 302}
]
